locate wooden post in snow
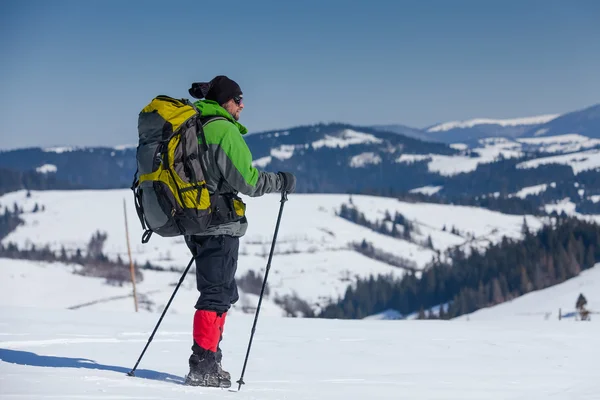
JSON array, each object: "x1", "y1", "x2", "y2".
[{"x1": 124, "y1": 198, "x2": 139, "y2": 312}]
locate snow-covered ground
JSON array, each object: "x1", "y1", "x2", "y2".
[
  {"x1": 0, "y1": 190, "x2": 545, "y2": 312},
  {"x1": 397, "y1": 138, "x2": 523, "y2": 176},
  {"x1": 398, "y1": 134, "x2": 600, "y2": 178},
  {"x1": 517, "y1": 148, "x2": 600, "y2": 174},
  {"x1": 0, "y1": 258, "x2": 285, "y2": 317},
  {"x1": 311, "y1": 129, "x2": 383, "y2": 149},
  {"x1": 517, "y1": 134, "x2": 600, "y2": 154},
  {"x1": 366, "y1": 261, "x2": 600, "y2": 322},
  {"x1": 458, "y1": 263, "x2": 600, "y2": 322},
  {"x1": 409, "y1": 185, "x2": 443, "y2": 195},
  {"x1": 1, "y1": 305, "x2": 598, "y2": 400},
  {"x1": 510, "y1": 183, "x2": 553, "y2": 199},
  {"x1": 34, "y1": 164, "x2": 57, "y2": 174}
]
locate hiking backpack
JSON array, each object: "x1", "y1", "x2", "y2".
[{"x1": 131, "y1": 95, "x2": 215, "y2": 243}]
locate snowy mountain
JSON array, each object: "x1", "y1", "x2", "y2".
[
  {"x1": 0, "y1": 123, "x2": 455, "y2": 194},
  {"x1": 2, "y1": 104, "x2": 600, "y2": 219},
  {"x1": 1, "y1": 108, "x2": 599, "y2": 205},
  {"x1": 400, "y1": 134, "x2": 600, "y2": 177},
  {"x1": 424, "y1": 114, "x2": 560, "y2": 144},
  {"x1": 0, "y1": 146, "x2": 136, "y2": 191},
  {"x1": 0, "y1": 189, "x2": 548, "y2": 314},
  {"x1": 520, "y1": 103, "x2": 600, "y2": 139},
  {"x1": 424, "y1": 103, "x2": 600, "y2": 143},
  {"x1": 369, "y1": 123, "x2": 435, "y2": 142}
]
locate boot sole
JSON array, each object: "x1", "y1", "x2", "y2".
[{"x1": 185, "y1": 374, "x2": 231, "y2": 388}]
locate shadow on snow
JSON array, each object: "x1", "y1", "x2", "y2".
[{"x1": 0, "y1": 348, "x2": 184, "y2": 384}]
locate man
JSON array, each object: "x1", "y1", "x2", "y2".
[{"x1": 184, "y1": 75, "x2": 296, "y2": 388}]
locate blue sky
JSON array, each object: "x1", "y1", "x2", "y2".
[{"x1": 1, "y1": 0, "x2": 599, "y2": 149}]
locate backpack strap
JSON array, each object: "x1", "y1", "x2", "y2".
[
  {"x1": 200, "y1": 116, "x2": 227, "y2": 127},
  {"x1": 199, "y1": 116, "x2": 228, "y2": 196}
]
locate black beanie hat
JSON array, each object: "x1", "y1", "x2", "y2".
[{"x1": 188, "y1": 75, "x2": 242, "y2": 105}]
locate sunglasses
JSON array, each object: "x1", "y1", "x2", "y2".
[{"x1": 233, "y1": 95, "x2": 244, "y2": 105}]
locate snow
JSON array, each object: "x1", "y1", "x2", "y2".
[
  {"x1": 35, "y1": 164, "x2": 57, "y2": 174},
  {"x1": 427, "y1": 114, "x2": 560, "y2": 132},
  {"x1": 261, "y1": 131, "x2": 290, "y2": 138},
  {"x1": 270, "y1": 144, "x2": 296, "y2": 160},
  {"x1": 426, "y1": 154, "x2": 486, "y2": 176},
  {"x1": 349, "y1": 152, "x2": 381, "y2": 168},
  {"x1": 516, "y1": 149, "x2": 600, "y2": 174},
  {"x1": 409, "y1": 185, "x2": 443, "y2": 195},
  {"x1": 398, "y1": 138, "x2": 522, "y2": 176},
  {"x1": 0, "y1": 190, "x2": 547, "y2": 312},
  {"x1": 0, "y1": 258, "x2": 285, "y2": 317},
  {"x1": 396, "y1": 154, "x2": 430, "y2": 163},
  {"x1": 251, "y1": 145, "x2": 297, "y2": 168},
  {"x1": 1, "y1": 187, "x2": 599, "y2": 398},
  {"x1": 449, "y1": 143, "x2": 468, "y2": 150},
  {"x1": 459, "y1": 263, "x2": 600, "y2": 321},
  {"x1": 591, "y1": 195, "x2": 600, "y2": 203},
  {"x1": 251, "y1": 156, "x2": 272, "y2": 168},
  {"x1": 311, "y1": 129, "x2": 383, "y2": 149},
  {"x1": 43, "y1": 146, "x2": 77, "y2": 153},
  {"x1": 511, "y1": 183, "x2": 549, "y2": 199},
  {"x1": 544, "y1": 198, "x2": 578, "y2": 215},
  {"x1": 363, "y1": 308, "x2": 403, "y2": 320},
  {"x1": 0, "y1": 304, "x2": 598, "y2": 399},
  {"x1": 517, "y1": 134, "x2": 600, "y2": 153},
  {"x1": 113, "y1": 144, "x2": 137, "y2": 151},
  {"x1": 396, "y1": 134, "x2": 600, "y2": 177}
]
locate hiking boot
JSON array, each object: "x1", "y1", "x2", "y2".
[
  {"x1": 215, "y1": 346, "x2": 231, "y2": 381},
  {"x1": 184, "y1": 348, "x2": 231, "y2": 388}
]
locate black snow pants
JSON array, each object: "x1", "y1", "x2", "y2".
[{"x1": 185, "y1": 235, "x2": 240, "y2": 313}]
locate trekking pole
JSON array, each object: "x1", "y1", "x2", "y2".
[
  {"x1": 127, "y1": 255, "x2": 195, "y2": 377},
  {"x1": 123, "y1": 199, "x2": 139, "y2": 312},
  {"x1": 236, "y1": 190, "x2": 288, "y2": 391}
]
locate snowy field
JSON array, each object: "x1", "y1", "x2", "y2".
[
  {"x1": 517, "y1": 148, "x2": 600, "y2": 174},
  {"x1": 0, "y1": 258, "x2": 286, "y2": 317},
  {"x1": 0, "y1": 190, "x2": 544, "y2": 312},
  {"x1": 396, "y1": 134, "x2": 600, "y2": 176},
  {"x1": 1, "y1": 305, "x2": 598, "y2": 400}
]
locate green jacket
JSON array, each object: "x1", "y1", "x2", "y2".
[{"x1": 193, "y1": 100, "x2": 282, "y2": 236}]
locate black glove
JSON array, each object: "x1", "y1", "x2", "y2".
[{"x1": 278, "y1": 171, "x2": 296, "y2": 193}]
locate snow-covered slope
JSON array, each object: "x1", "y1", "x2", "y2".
[
  {"x1": 0, "y1": 305, "x2": 598, "y2": 399},
  {"x1": 423, "y1": 114, "x2": 561, "y2": 143},
  {"x1": 427, "y1": 114, "x2": 560, "y2": 132},
  {"x1": 0, "y1": 190, "x2": 545, "y2": 312},
  {"x1": 517, "y1": 134, "x2": 600, "y2": 153},
  {"x1": 397, "y1": 137, "x2": 523, "y2": 176},
  {"x1": 517, "y1": 148, "x2": 600, "y2": 174},
  {"x1": 399, "y1": 134, "x2": 600, "y2": 179},
  {"x1": 458, "y1": 263, "x2": 600, "y2": 321},
  {"x1": 520, "y1": 103, "x2": 600, "y2": 139},
  {"x1": 0, "y1": 258, "x2": 285, "y2": 317}
]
